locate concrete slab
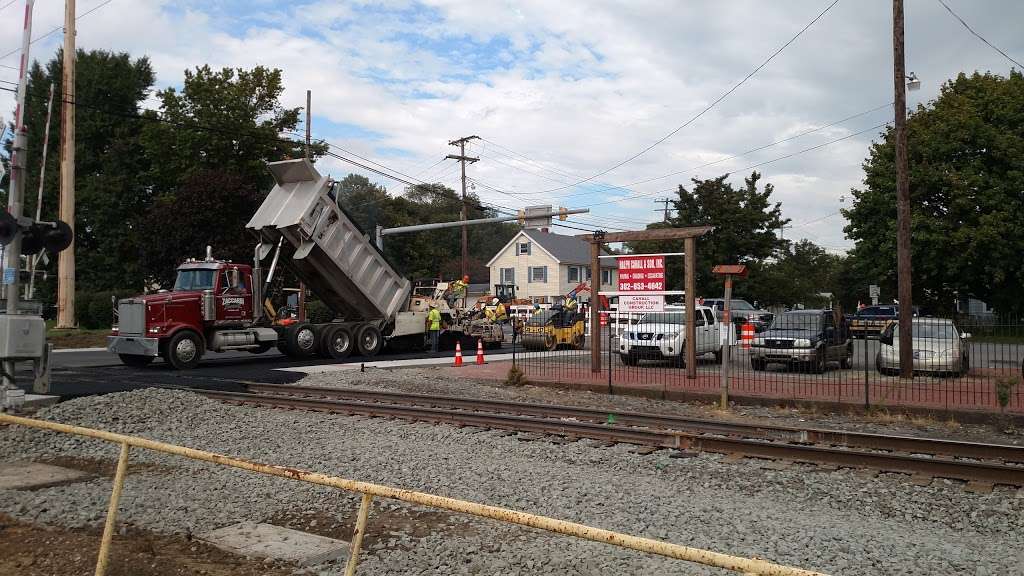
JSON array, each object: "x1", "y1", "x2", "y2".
[
  {"x1": 199, "y1": 522, "x2": 349, "y2": 566},
  {"x1": 23, "y1": 394, "x2": 59, "y2": 409},
  {"x1": 0, "y1": 462, "x2": 92, "y2": 490}
]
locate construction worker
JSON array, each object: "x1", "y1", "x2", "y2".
[
  {"x1": 493, "y1": 298, "x2": 508, "y2": 324},
  {"x1": 447, "y1": 275, "x2": 469, "y2": 308},
  {"x1": 532, "y1": 303, "x2": 542, "y2": 316},
  {"x1": 426, "y1": 303, "x2": 442, "y2": 353}
]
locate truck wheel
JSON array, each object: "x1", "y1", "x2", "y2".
[
  {"x1": 751, "y1": 358, "x2": 766, "y2": 371},
  {"x1": 810, "y1": 350, "x2": 825, "y2": 374},
  {"x1": 619, "y1": 353, "x2": 639, "y2": 366},
  {"x1": 544, "y1": 334, "x2": 558, "y2": 351},
  {"x1": 281, "y1": 322, "x2": 317, "y2": 358},
  {"x1": 164, "y1": 331, "x2": 202, "y2": 370},
  {"x1": 320, "y1": 325, "x2": 353, "y2": 360},
  {"x1": 357, "y1": 324, "x2": 383, "y2": 357},
  {"x1": 119, "y1": 354, "x2": 154, "y2": 368},
  {"x1": 572, "y1": 333, "x2": 585, "y2": 350}
]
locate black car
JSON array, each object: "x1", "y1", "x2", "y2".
[{"x1": 749, "y1": 309, "x2": 853, "y2": 373}]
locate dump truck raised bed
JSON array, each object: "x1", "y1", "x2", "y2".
[{"x1": 108, "y1": 159, "x2": 503, "y2": 369}]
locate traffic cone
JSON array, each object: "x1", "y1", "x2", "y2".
[
  {"x1": 476, "y1": 338, "x2": 486, "y2": 365},
  {"x1": 454, "y1": 341, "x2": 463, "y2": 367}
]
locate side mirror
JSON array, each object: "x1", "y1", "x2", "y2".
[
  {"x1": 880, "y1": 332, "x2": 893, "y2": 346},
  {"x1": 961, "y1": 332, "x2": 971, "y2": 339}
]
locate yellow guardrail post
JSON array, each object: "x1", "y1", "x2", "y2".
[
  {"x1": 95, "y1": 441, "x2": 130, "y2": 576},
  {"x1": 344, "y1": 492, "x2": 374, "y2": 576},
  {"x1": 0, "y1": 413, "x2": 828, "y2": 576}
]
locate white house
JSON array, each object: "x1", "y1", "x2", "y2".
[{"x1": 486, "y1": 229, "x2": 618, "y2": 304}]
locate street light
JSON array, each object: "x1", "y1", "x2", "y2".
[{"x1": 906, "y1": 72, "x2": 921, "y2": 91}]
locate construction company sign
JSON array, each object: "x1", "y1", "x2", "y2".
[
  {"x1": 618, "y1": 255, "x2": 666, "y2": 312},
  {"x1": 617, "y1": 256, "x2": 665, "y2": 292}
]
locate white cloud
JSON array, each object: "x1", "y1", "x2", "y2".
[{"x1": 2, "y1": 0, "x2": 1022, "y2": 252}]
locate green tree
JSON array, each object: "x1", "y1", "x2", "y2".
[
  {"x1": 138, "y1": 65, "x2": 323, "y2": 283},
  {"x1": 6, "y1": 50, "x2": 155, "y2": 302},
  {"x1": 746, "y1": 240, "x2": 842, "y2": 308},
  {"x1": 843, "y1": 71, "x2": 1024, "y2": 314},
  {"x1": 630, "y1": 171, "x2": 789, "y2": 298}
]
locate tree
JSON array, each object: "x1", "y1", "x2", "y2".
[
  {"x1": 137, "y1": 65, "x2": 323, "y2": 283},
  {"x1": 843, "y1": 71, "x2": 1024, "y2": 314},
  {"x1": 746, "y1": 240, "x2": 842, "y2": 308},
  {"x1": 5, "y1": 50, "x2": 155, "y2": 301},
  {"x1": 629, "y1": 171, "x2": 789, "y2": 298}
]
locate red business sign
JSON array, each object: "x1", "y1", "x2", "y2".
[{"x1": 617, "y1": 255, "x2": 665, "y2": 292}]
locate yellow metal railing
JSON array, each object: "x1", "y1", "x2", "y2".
[{"x1": 0, "y1": 413, "x2": 828, "y2": 576}]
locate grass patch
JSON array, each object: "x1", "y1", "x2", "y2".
[{"x1": 46, "y1": 327, "x2": 110, "y2": 349}]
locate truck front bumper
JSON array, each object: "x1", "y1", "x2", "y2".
[
  {"x1": 751, "y1": 346, "x2": 817, "y2": 363},
  {"x1": 108, "y1": 335, "x2": 159, "y2": 357}
]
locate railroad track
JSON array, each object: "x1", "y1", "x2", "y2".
[{"x1": 193, "y1": 384, "x2": 1024, "y2": 489}]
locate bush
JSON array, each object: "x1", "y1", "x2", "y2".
[
  {"x1": 305, "y1": 300, "x2": 335, "y2": 324},
  {"x1": 75, "y1": 290, "x2": 136, "y2": 329}
]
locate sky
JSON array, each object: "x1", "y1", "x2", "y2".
[{"x1": 1, "y1": 0, "x2": 1021, "y2": 252}]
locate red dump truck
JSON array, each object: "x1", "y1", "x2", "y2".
[{"x1": 107, "y1": 159, "x2": 502, "y2": 369}]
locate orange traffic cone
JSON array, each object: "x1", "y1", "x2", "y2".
[
  {"x1": 476, "y1": 338, "x2": 486, "y2": 365},
  {"x1": 454, "y1": 341, "x2": 463, "y2": 367}
]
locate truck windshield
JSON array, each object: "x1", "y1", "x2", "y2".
[
  {"x1": 772, "y1": 312, "x2": 822, "y2": 331},
  {"x1": 639, "y1": 312, "x2": 686, "y2": 325},
  {"x1": 174, "y1": 269, "x2": 216, "y2": 291}
]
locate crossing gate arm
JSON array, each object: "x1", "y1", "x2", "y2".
[{"x1": 0, "y1": 413, "x2": 828, "y2": 576}]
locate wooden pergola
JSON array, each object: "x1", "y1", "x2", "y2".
[{"x1": 578, "y1": 226, "x2": 714, "y2": 378}]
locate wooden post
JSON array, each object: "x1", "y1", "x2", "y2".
[
  {"x1": 590, "y1": 239, "x2": 601, "y2": 373},
  {"x1": 344, "y1": 493, "x2": 374, "y2": 576},
  {"x1": 720, "y1": 275, "x2": 733, "y2": 408},
  {"x1": 893, "y1": 0, "x2": 914, "y2": 379},
  {"x1": 57, "y1": 0, "x2": 76, "y2": 328},
  {"x1": 95, "y1": 442, "x2": 130, "y2": 576},
  {"x1": 684, "y1": 237, "x2": 696, "y2": 379}
]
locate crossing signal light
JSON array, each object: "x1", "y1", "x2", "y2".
[{"x1": 0, "y1": 212, "x2": 73, "y2": 255}]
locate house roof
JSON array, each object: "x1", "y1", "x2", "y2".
[{"x1": 486, "y1": 229, "x2": 619, "y2": 267}]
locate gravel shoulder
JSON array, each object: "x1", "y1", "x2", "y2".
[
  {"x1": 301, "y1": 366, "x2": 1023, "y2": 445},
  {"x1": 0, "y1": 383, "x2": 1021, "y2": 575}
]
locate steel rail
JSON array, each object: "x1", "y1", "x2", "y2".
[
  {"x1": 197, "y1": 389, "x2": 1024, "y2": 487},
  {"x1": 243, "y1": 383, "x2": 1024, "y2": 464}
]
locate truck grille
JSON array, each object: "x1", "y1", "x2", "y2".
[
  {"x1": 765, "y1": 339, "x2": 793, "y2": 349},
  {"x1": 118, "y1": 301, "x2": 146, "y2": 336}
]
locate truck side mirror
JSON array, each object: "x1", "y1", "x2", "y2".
[{"x1": 880, "y1": 330, "x2": 893, "y2": 346}]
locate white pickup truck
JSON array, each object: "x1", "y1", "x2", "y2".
[{"x1": 617, "y1": 306, "x2": 722, "y2": 366}]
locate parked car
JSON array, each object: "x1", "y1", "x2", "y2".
[
  {"x1": 702, "y1": 298, "x2": 773, "y2": 333},
  {"x1": 875, "y1": 317, "x2": 970, "y2": 376},
  {"x1": 750, "y1": 309, "x2": 853, "y2": 373},
  {"x1": 849, "y1": 304, "x2": 921, "y2": 338},
  {"x1": 618, "y1": 306, "x2": 721, "y2": 367}
]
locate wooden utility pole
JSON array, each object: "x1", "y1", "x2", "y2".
[
  {"x1": 893, "y1": 0, "x2": 914, "y2": 379},
  {"x1": 446, "y1": 135, "x2": 479, "y2": 279},
  {"x1": 654, "y1": 198, "x2": 673, "y2": 222},
  {"x1": 684, "y1": 237, "x2": 697, "y2": 379},
  {"x1": 56, "y1": 0, "x2": 76, "y2": 328},
  {"x1": 589, "y1": 234, "x2": 602, "y2": 373}
]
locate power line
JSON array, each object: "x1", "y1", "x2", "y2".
[
  {"x1": 527, "y1": 0, "x2": 842, "y2": 195},
  {"x1": 580, "y1": 120, "x2": 891, "y2": 209},
  {"x1": 936, "y1": 0, "x2": 1023, "y2": 69},
  {"x1": 0, "y1": 0, "x2": 114, "y2": 62},
  {"x1": 0, "y1": 0, "x2": 19, "y2": 13}
]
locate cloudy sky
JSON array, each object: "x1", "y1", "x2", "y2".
[{"x1": 1, "y1": 0, "x2": 1021, "y2": 251}]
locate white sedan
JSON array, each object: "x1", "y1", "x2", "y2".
[{"x1": 875, "y1": 318, "x2": 971, "y2": 376}]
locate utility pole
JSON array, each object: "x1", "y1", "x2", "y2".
[
  {"x1": 654, "y1": 198, "x2": 673, "y2": 222},
  {"x1": 893, "y1": 0, "x2": 914, "y2": 379},
  {"x1": 446, "y1": 135, "x2": 479, "y2": 280},
  {"x1": 304, "y1": 90, "x2": 311, "y2": 160},
  {"x1": 56, "y1": 0, "x2": 76, "y2": 328}
]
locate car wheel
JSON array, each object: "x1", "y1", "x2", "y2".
[
  {"x1": 572, "y1": 333, "x2": 585, "y2": 350},
  {"x1": 356, "y1": 324, "x2": 383, "y2": 357},
  {"x1": 619, "y1": 353, "x2": 639, "y2": 366},
  {"x1": 164, "y1": 331, "x2": 202, "y2": 370},
  {"x1": 119, "y1": 354, "x2": 154, "y2": 368},
  {"x1": 713, "y1": 347, "x2": 723, "y2": 364},
  {"x1": 810, "y1": 350, "x2": 825, "y2": 374},
  {"x1": 840, "y1": 345, "x2": 853, "y2": 369},
  {"x1": 750, "y1": 358, "x2": 766, "y2": 371},
  {"x1": 320, "y1": 325, "x2": 353, "y2": 360},
  {"x1": 280, "y1": 322, "x2": 317, "y2": 358}
]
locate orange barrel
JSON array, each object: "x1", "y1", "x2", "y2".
[{"x1": 741, "y1": 323, "x2": 755, "y2": 349}]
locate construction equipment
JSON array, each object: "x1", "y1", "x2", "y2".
[
  {"x1": 521, "y1": 308, "x2": 586, "y2": 351},
  {"x1": 107, "y1": 159, "x2": 503, "y2": 369}
]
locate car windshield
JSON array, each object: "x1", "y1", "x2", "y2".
[
  {"x1": 173, "y1": 269, "x2": 216, "y2": 291},
  {"x1": 912, "y1": 322, "x2": 957, "y2": 339},
  {"x1": 639, "y1": 312, "x2": 686, "y2": 325},
  {"x1": 772, "y1": 312, "x2": 822, "y2": 331}
]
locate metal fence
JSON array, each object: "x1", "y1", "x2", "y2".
[{"x1": 512, "y1": 310, "x2": 1024, "y2": 414}]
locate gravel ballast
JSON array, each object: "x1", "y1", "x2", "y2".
[{"x1": 1, "y1": 384, "x2": 1022, "y2": 575}]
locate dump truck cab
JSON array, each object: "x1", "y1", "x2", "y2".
[{"x1": 521, "y1": 308, "x2": 585, "y2": 351}]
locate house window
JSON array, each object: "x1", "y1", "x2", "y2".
[
  {"x1": 586, "y1": 267, "x2": 592, "y2": 281},
  {"x1": 528, "y1": 266, "x2": 547, "y2": 283},
  {"x1": 517, "y1": 242, "x2": 531, "y2": 255},
  {"x1": 568, "y1": 266, "x2": 582, "y2": 283},
  {"x1": 601, "y1": 268, "x2": 612, "y2": 285},
  {"x1": 500, "y1": 268, "x2": 515, "y2": 284}
]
